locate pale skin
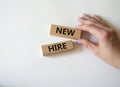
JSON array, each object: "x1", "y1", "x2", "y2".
[{"x1": 76, "y1": 14, "x2": 120, "y2": 69}]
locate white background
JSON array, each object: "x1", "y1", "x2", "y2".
[{"x1": 0, "y1": 0, "x2": 120, "y2": 87}]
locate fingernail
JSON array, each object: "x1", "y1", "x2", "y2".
[
  {"x1": 76, "y1": 40, "x2": 82, "y2": 43},
  {"x1": 74, "y1": 40, "x2": 80, "y2": 44}
]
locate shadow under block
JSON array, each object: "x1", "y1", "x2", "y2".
[
  {"x1": 50, "y1": 24, "x2": 81, "y2": 39},
  {"x1": 41, "y1": 40, "x2": 74, "y2": 56}
]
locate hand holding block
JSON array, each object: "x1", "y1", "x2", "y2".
[
  {"x1": 50, "y1": 24, "x2": 81, "y2": 39},
  {"x1": 41, "y1": 40, "x2": 74, "y2": 56}
]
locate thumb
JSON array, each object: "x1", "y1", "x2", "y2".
[{"x1": 76, "y1": 39, "x2": 98, "y2": 54}]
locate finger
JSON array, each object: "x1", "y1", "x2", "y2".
[
  {"x1": 78, "y1": 17, "x2": 93, "y2": 24},
  {"x1": 78, "y1": 16, "x2": 105, "y2": 27},
  {"x1": 77, "y1": 24, "x2": 103, "y2": 40},
  {"x1": 78, "y1": 17, "x2": 108, "y2": 29},
  {"x1": 79, "y1": 14, "x2": 101, "y2": 23},
  {"x1": 93, "y1": 15, "x2": 103, "y2": 22},
  {"x1": 79, "y1": 14, "x2": 104, "y2": 24},
  {"x1": 82, "y1": 13, "x2": 93, "y2": 20},
  {"x1": 76, "y1": 39, "x2": 98, "y2": 54},
  {"x1": 93, "y1": 15, "x2": 109, "y2": 26}
]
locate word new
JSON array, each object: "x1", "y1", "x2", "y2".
[
  {"x1": 50, "y1": 24, "x2": 81, "y2": 39},
  {"x1": 56, "y1": 27, "x2": 75, "y2": 36}
]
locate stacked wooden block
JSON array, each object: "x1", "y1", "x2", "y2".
[{"x1": 41, "y1": 24, "x2": 81, "y2": 56}]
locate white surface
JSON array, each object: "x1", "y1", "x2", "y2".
[{"x1": 0, "y1": 0, "x2": 120, "y2": 87}]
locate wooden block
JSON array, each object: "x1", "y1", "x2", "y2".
[
  {"x1": 41, "y1": 40, "x2": 74, "y2": 56},
  {"x1": 50, "y1": 24, "x2": 81, "y2": 39}
]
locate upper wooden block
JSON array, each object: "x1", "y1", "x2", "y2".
[
  {"x1": 41, "y1": 40, "x2": 74, "y2": 56},
  {"x1": 50, "y1": 24, "x2": 81, "y2": 39}
]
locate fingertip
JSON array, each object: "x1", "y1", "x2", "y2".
[
  {"x1": 93, "y1": 14, "x2": 101, "y2": 18},
  {"x1": 93, "y1": 14, "x2": 97, "y2": 17},
  {"x1": 83, "y1": 13, "x2": 87, "y2": 16},
  {"x1": 77, "y1": 16, "x2": 81, "y2": 20},
  {"x1": 78, "y1": 14, "x2": 86, "y2": 19},
  {"x1": 74, "y1": 39, "x2": 82, "y2": 45},
  {"x1": 76, "y1": 26, "x2": 82, "y2": 30}
]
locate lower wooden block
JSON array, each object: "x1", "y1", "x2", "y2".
[
  {"x1": 41, "y1": 40, "x2": 74, "y2": 56},
  {"x1": 50, "y1": 24, "x2": 81, "y2": 39}
]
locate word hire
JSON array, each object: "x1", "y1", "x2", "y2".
[{"x1": 41, "y1": 40, "x2": 74, "y2": 56}]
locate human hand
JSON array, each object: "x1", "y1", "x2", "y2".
[{"x1": 76, "y1": 14, "x2": 120, "y2": 69}]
